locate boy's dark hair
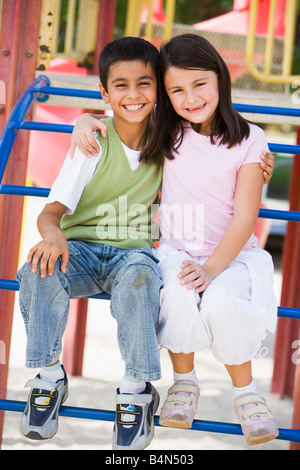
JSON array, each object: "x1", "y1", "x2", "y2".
[
  {"x1": 142, "y1": 34, "x2": 250, "y2": 165},
  {"x1": 99, "y1": 36, "x2": 160, "y2": 91}
]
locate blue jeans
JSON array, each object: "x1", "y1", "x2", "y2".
[{"x1": 17, "y1": 240, "x2": 163, "y2": 382}]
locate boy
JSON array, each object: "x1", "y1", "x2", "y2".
[{"x1": 17, "y1": 37, "x2": 163, "y2": 451}]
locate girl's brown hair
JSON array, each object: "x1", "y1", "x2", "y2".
[{"x1": 141, "y1": 34, "x2": 250, "y2": 165}]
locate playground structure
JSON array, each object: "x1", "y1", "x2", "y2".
[{"x1": 0, "y1": 0, "x2": 300, "y2": 450}]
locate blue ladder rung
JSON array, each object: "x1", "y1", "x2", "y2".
[
  {"x1": 0, "y1": 399, "x2": 299, "y2": 443},
  {"x1": 1, "y1": 279, "x2": 299, "y2": 318},
  {"x1": 0, "y1": 184, "x2": 50, "y2": 197}
]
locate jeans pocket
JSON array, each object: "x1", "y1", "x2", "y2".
[{"x1": 67, "y1": 241, "x2": 82, "y2": 257}]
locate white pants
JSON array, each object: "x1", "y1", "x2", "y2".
[{"x1": 155, "y1": 244, "x2": 278, "y2": 366}]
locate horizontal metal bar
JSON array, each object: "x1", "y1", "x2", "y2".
[
  {"x1": 1, "y1": 184, "x2": 300, "y2": 223},
  {"x1": 0, "y1": 280, "x2": 19, "y2": 290},
  {"x1": 7, "y1": 118, "x2": 300, "y2": 156},
  {"x1": 36, "y1": 86, "x2": 102, "y2": 100},
  {"x1": 1, "y1": 279, "x2": 299, "y2": 319},
  {"x1": 234, "y1": 103, "x2": 300, "y2": 118},
  {"x1": 28, "y1": 91, "x2": 300, "y2": 118},
  {"x1": 268, "y1": 143, "x2": 300, "y2": 155},
  {"x1": 12, "y1": 122, "x2": 74, "y2": 133},
  {"x1": 0, "y1": 184, "x2": 50, "y2": 197},
  {"x1": 278, "y1": 307, "x2": 300, "y2": 319},
  {"x1": 259, "y1": 208, "x2": 300, "y2": 222},
  {"x1": 0, "y1": 399, "x2": 298, "y2": 442}
]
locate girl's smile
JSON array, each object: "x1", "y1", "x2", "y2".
[{"x1": 164, "y1": 67, "x2": 219, "y2": 134}]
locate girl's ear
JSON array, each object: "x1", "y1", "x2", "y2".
[{"x1": 99, "y1": 83, "x2": 109, "y2": 104}]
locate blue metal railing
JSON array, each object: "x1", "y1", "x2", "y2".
[{"x1": 0, "y1": 76, "x2": 300, "y2": 444}]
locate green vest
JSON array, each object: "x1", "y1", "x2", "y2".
[{"x1": 61, "y1": 118, "x2": 162, "y2": 249}]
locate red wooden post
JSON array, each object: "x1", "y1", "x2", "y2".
[
  {"x1": 0, "y1": 0, "x2": 43, "y2": 448},
  {"x1": 271, "y1": 128, "x2": 300, "y2": 399},
  {"x1": 62, "y1": 299, "x2": 89, "y2": 376},
  {"x1": 92, "y1": 0, "x2": 117, "y2": 76},
  {"x1": 290, "y1": 359, "x2": 300, "y2": 450}
]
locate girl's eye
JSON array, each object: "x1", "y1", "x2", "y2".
[
  {"x1": 195, "y1": 82, "x2": 205, "y2": 88},
  {"x1": 139, "y1": 82, "x2": 150, "y2": 86}
]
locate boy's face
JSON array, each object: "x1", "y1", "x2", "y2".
[{"x1": 100, "y1": 60, "x2": 157, "y2": 126}]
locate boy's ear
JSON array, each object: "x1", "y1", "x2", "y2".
[{"x1": 99, "y1": 83, "x2": 109, "y2": 104}]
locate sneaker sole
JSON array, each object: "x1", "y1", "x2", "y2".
[
  {"x1": 247, "y1": 430, "x2": 279, "y2": 445},
  {"x1": 159, "y1": 417, "x2": 192, "y2": 429}
]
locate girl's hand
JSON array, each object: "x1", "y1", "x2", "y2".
[
  {"x1": 70, "y1": 114, "x2": 108, "y2": 158},
  {"x1": 260, "y1": 151, "x2": 274, "y2": 183},
  {"x1": 178, "y1": 260, "x2": 216, "y2": 293}
]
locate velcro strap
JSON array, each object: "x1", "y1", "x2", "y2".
[
  {"x1": 165, "y1": 394, "x2": 191, "y2": 405},
  {"x1": 242, "y1": 404, "x2": 274, "y2": 421},
  {"x1": 25, "y1": 378, "x2": 57, "y2": 392},
  {"x1": 235, "y1": 394, "x2": 266, "y2": 409},
  {"x1": 116, "y1": 393, "x2": 152, "y2": 405},
  {"x1": 168, "y1": 384, "x2": 198, "y2": 395}
]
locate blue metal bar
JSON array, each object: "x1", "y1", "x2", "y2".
[
  {"x1": 0, "y1": 279, "x2": 299, "y2": 319},
  {"x1": 8, "y1": 120, "x2": 300, "y2": 156},
  {"x1": 269, "y1": 143, "x2": 300, "y2": 154},
  {"x1": 0, "y1": 184, "x2": 50, "y2": 197},
  {"x1": 259, "y1": 208, "x2": 300, "y2": 222},
  {"x1": 0, "y1": 399, "x2": 298, "y2": 443},
  {"x1": 12, "y1": 122, "x2": 74, "y2": 134},
  {"x1": 0, "y1": 75, "x2": 50, "y2": 182},
  {"x1": 234, "y1": 103, "x2": 300, "y2": 118},
  {"x1": 278, "y1": 307, "x2": 300, "y2": 319},
  {"x1": 37, "y1": 86, "x2": 102, "y2": 100}
]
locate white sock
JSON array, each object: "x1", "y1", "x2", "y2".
[
  {"x1": 232, "y1": 378, "x2": 257, "y2": 398},
  {"x1": 119, "y1": 375, "x2": 146, "y2": 394},
  {"x1": 39, "y1": 361, "x2": 64, "y2": 384},
  {"x1": 173, "y1": 368, "x2": 198, "y2": 386}
]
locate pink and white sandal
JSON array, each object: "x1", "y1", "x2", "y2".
[
  {"x1": 159, "y1": 380, "x2": 200, "y2": 429},
  {"x1": 234, "y1": 393, "x2": 279, "y2": 445}
]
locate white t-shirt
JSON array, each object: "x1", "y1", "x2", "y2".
[{"x1": 48, "y1": 132, "x2": 141, "y2": 215}]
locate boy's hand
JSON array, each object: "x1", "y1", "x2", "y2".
[
  {"x1": 70, "y1": 113, "x2": 108, "y2": 158},
  {"x1": 178, "y1": 260, "x2": 216, "y2": 294},
  {"x1": 27, "y1": 231, "x2": 69, "y2": 278},
  {"x1": 260, "y1": 151, "x2": 274, "y2": 184}
]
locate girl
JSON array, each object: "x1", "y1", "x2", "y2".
[{"x1": 71, "y1": 34, "x2": 278, "y2": 446}]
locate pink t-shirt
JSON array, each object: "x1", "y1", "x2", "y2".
[{"x1": 159, "y1": 123, "x2": 269, "y2": 256}]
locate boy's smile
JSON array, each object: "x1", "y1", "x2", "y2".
[{"x1": 100, "y1": 60, "x2": 157, "y2": 128}]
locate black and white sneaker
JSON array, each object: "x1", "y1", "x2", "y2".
[
  {"x1": 112, "y1": 382, "x2": 160, "y2": 450},
  {"x1": 20, "y1": 366, "x2": 68, "y2": 440}
]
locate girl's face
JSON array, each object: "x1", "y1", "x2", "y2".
[{"x1": 164, "y1": 67, "x2": 219, "y2": 134}]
